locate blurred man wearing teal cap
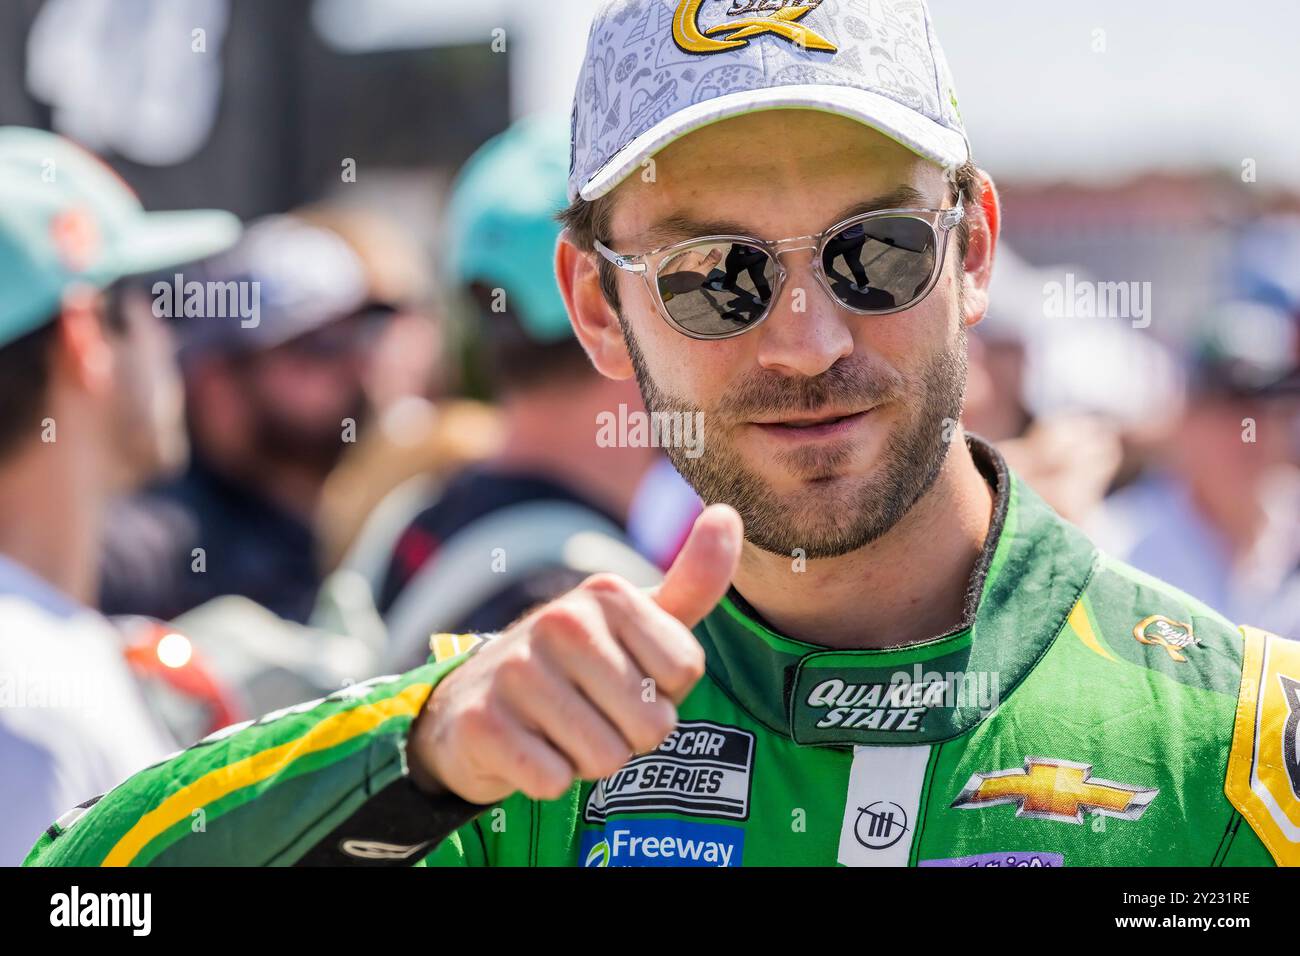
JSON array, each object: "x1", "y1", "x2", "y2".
[
  {"x1": 446, "y1": 114, "x2": 577, "y2": 347},
  {"x1": 0, "y1": 127, "x2": 239, "y2": 864},
  {"x1": 0, "y1": 127, "x2": 240, "y2": 349},
  {"x1": 0, "y1": 126, "x2": 240, "y2": 494},
  {"x1": 374, "y1": 116, "x2": 662, "y2": 662}
]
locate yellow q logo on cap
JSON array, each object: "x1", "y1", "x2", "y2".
[{"x1": 673, "y1": 0, "x2": 837, "y2": 54}]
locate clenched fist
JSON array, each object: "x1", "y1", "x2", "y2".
[{"x1": 406, "y1": 504, "x2": 744, "y2": 805}]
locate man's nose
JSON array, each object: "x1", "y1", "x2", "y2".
[{"x1": 753, "y1": 251, "x2": 854, "y2": 378}]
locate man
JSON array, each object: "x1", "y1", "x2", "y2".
[
  {"x1": 373, "y1": 115, "x2": 662, "y2": 665},
  {"x1": 26, "y1": 0, "x2": 1299, "y2": 867},
  {"x1": 99, "y1": 216, "x2": 391, "y2": 624},
  {"x1": 298, "y1": 203, "x2": 460, "y2": 573},
  {"x1": 0, "y1": 126, "x2": 238, "y2": 864}
]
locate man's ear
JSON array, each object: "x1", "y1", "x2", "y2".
[
  {"x1": 555, "y1": 231, "x2": 634, "y2": 381},
  {"x1": 53, "y1": 285, "x2": 115, "y2": 397},
  {"x1": 959, "y1": 169, "x2": 1001, "y2": 330}
]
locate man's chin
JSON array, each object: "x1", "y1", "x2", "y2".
[
  {"x1": 751, "y1": 454, "x2": 883, "y2": 496},
  {"x1": 723, "y1": 474, "x2": 865, "y2": 557},
  {"x1": 737, "y1": 508, "x2": 864, "y2": 559},
  {"x1": 717, "y1": 452, "x2": 945, "y2": 560}
]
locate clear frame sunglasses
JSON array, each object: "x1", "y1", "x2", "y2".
[{"x1": 594, "y1": 205, "x2": 964, "y2": 340}]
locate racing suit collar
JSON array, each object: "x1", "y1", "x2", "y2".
[{"x1": 692, "y1": 435, "x2": 1100, "y2": 747}]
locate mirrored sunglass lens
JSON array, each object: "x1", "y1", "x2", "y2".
[
  {"x1": 657, "y1": 241, "x2": 776, "y2": 336},
  {"x1": 820, "y1": 217, "x2": 937, "y2": 311}
]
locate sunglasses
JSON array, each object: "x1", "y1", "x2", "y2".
[{"x1": 594, "y1": 205, "x2": 964, "y2": 340}]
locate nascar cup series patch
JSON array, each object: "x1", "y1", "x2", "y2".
[{"x1": 583, "y1": 720, "x2": 755, "y2": 824}]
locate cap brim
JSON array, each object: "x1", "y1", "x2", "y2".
[
  {"x1": 107, "y1": 209, "x2": 242, "y2": 280},
  {"x1": 577, "y1": 84, "x2": 970, "y2": 202}
]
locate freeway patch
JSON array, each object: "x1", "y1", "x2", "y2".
[{"x1": 579, "y1": 820, "x2": 744, "y2": 867}]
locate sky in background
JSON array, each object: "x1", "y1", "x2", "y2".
[
  {"x1": 930, "y1": 0, "x2": 1300, "y2": 186},
  {"x1": 314, "y1": 0, "x2": 1300, "y2": 187}
]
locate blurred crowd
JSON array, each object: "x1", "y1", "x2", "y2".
[{"x1": 1, "y1": 113, "x2": 1299, "y2": 864}]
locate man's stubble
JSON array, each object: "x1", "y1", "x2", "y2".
[{"x1": 619, "y1": 313, "x2": 968, "y2": 559}]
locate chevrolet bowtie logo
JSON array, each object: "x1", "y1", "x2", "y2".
[
  {"x1": 951, "y1": 757, "x2": 1159, "y2": 825},
  {"x1": 673, "y1": 0, "x2": 837, "y2": 55}
]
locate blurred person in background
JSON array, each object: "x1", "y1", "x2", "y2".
[
  {"x1": 1091, "y1": 299, "x2": 1300, "y2": 638},
  {"x1": 375, "y1": 116, "x2": 662, "y2": 667},
  {"x1": 296, "y1": 203, "x2": 445, "y2": 412},
  {"x1": 299, "y1": 204, "x2": 504, "y2": 576},
  {"x1": 963, "y1": 248, "x2": 1124, "y2": 524},
  {"x1": 625, "y1": 455, "x2": 705, "y2": 571},
  {"x1": 0, "y1": 127, "x2": 238, "y2": 864},
  {"x1": 99, "y1": 216, "x2": 393, "y2": 624}
]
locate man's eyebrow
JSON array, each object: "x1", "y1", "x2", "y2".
[
  {"x1": 635, "y1": 185, "x2": 939, "y2": 249},
  {"x1": 639, "y1": 213, "x2": 750, "y2": 248},
  {"x1": 829, "y1": 185, "x2": 934, "y2": 223}
]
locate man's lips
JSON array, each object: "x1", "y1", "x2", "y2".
[{"x1": 749, "y1": 408, "x2": 873, "y2": 440}]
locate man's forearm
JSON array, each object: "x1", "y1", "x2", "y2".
[{"x1": 25, "y1": 662, "x2": 481, "y2": 867}]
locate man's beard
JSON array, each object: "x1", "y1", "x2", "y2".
[
  {"x1": 246, "y1": 395, "x2": 369, "y2": 478},
  {"x1": 620, "y1": 317, "x2": 968, "y2": 559}
]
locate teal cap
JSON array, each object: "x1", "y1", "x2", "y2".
[
  {"x1": 0, "y1": 126, "x2": 241, "y2": 348},
  {"x1": 446, "y1": 115, "x2": 573, "y2": 344}
]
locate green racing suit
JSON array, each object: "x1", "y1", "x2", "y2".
[{"x1": 23, "y1": 439, "x2": 1300, "y2": 867}]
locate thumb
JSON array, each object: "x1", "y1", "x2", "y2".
[{"x1": 653, "y1": 503, "x2": 744, "y2": 629}]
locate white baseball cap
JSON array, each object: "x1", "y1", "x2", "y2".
[{"x1": 568, "y1": 0, "x2": 971, "y2": 202}]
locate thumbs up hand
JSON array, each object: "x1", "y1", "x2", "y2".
[{"x1": 407, "y1": 505, "x2": 744, "y2": 806}]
